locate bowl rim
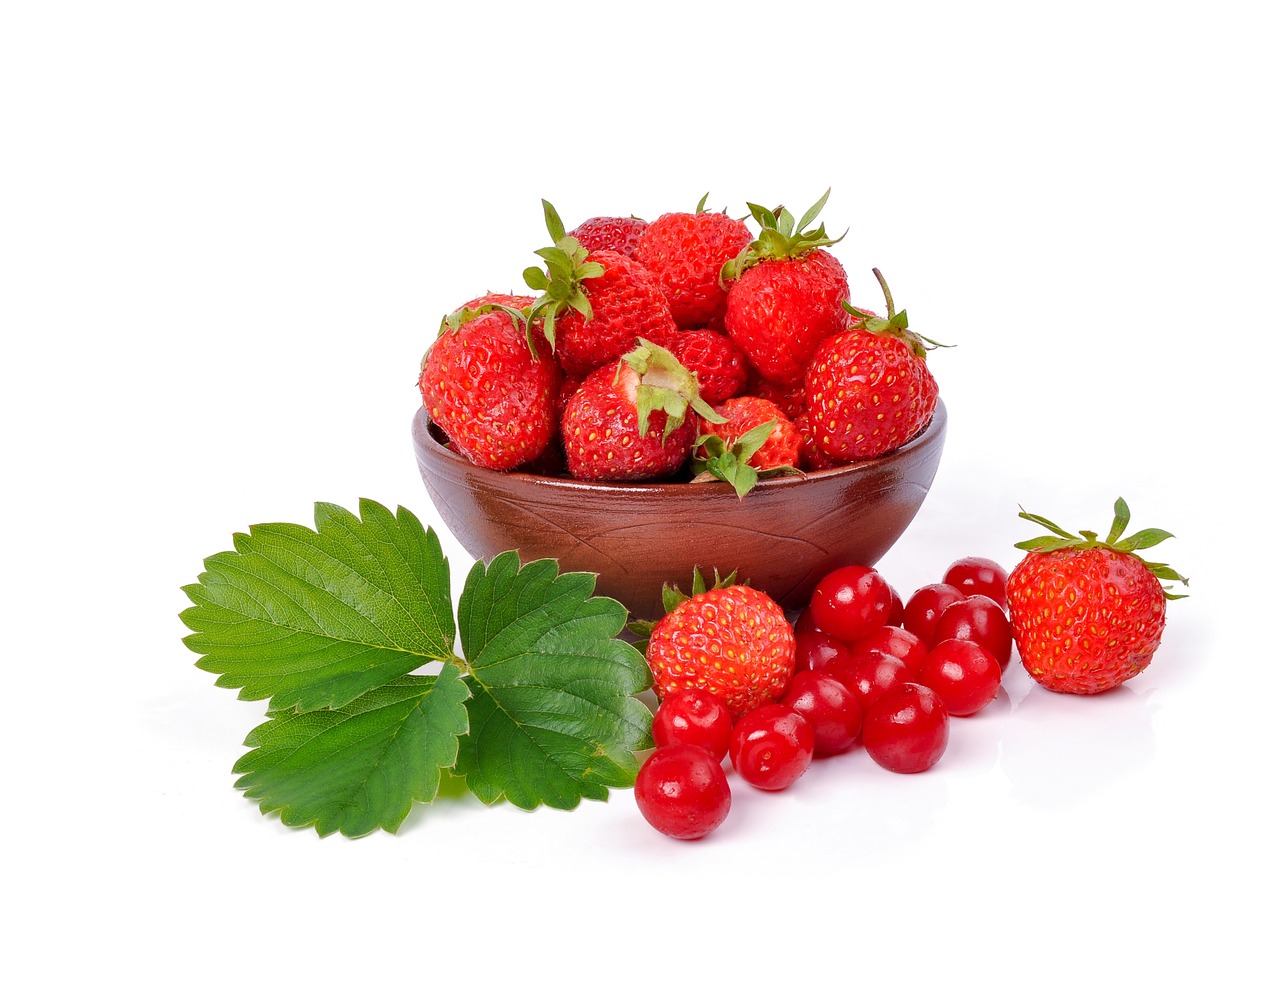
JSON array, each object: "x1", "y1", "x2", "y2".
[{"x1": 412, "y1": 398, "x2": 946, "y2": 497}]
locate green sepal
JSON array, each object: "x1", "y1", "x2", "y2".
[
  {"x1": 841, "y1": 268, "x2": 948, "y2": 359},
  {"x1": 722, "y1": 188, "x2": 847, "y2": 283},
  {"x1": 523, "y1": 199, "x2": 609, "y2": 353},
  {"x1": 1015, "y1": 498, "x2": 1190, "y2": 600},
  {"x1": 690, "y1": 417, "x2": 780, "y2": 498},
  {"x1": 620, "y1": 338, "x2": 726, "y2": 440}
]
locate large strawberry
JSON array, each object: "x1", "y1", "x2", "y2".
[
  {"x1": 525, "y1": 201, "x2": 677, "y2": 378},
  {"x1": 560, "y1": 338, "x2": 721, "y2": 482},
  {"x1": 419, "y1": 307, "x2": 561, "y2": 471},
  {"x1": 1006, "y1": 498, "x2": 1188, "y2": 695},
  {"x1": 644, "y1": 576, "x2": 796, "y2": 718},
  {"x1": 805, "y1": 269, "x2": 941, "y2": 460},
  {"x1": 722, "y1": 190, "x2": 849, "y2": 387},
  {"x1": 634, "y1": 195, "x2": 753, "y2": 329}
]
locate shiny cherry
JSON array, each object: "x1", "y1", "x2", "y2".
[
  {"x1": 850, "y1": 625, "x2": 928, "y2": 674},
  {"x1": 730, "y1": 704, "x2": 814, "y2": 791},
  {"x1": 781, "y1": 671, "x2": 862, "y2": 755},
  {"x1": 634, "y1": 744, "x2": 732, "y2": 840},
  {"x1": 652, "y1": 688, "x2": 733, "y2": 762},
  {"x1": 902, "y1": 582, "x2": 964, "y2": 647},
  {"x1": 808, "y1": 565, "x2": 894, "y2": 643},
  {"x1": 943, "y1": 556, "x2": 1009, "y2": 609},
  {"x1": 933, "y1": 594, "x2": 1013, "y2": 668},
  {"x1": 825, "y1": 648, "x2": 915, "y2": 712},
  {"x1": 794, "y1": 627, "x2": 854, "y2": 674},
  {"x1": 862, "y1": 683, "x2": 949, "y2": 774},
  {"x1": 917, "y1": 639, "x2": 1002, "y2": 716}
]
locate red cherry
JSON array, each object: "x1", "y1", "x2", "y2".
[
  {"x1": 849, "y1": 625, "x2": 928, "y2": 674},
  {"x1": 652, "y1": 688, "x2": 734, "y2": 762},
  {"x1": 933, "y1": 594, "x2": 1013, "y2": 669},
  {"x1": 634, "y1": 744, "x2": 733, "y2": 840},
  {"x1": 808, "y1": 565, "x2": 894, "y2": 643},
  {"x1": 943, "y1": 556, "x2": 1009, "y2": 609},
  {"x1": 862, "y1": 683, "x2": 949, "y2": 774},
  {"x1": 730, "y1": 704, "x2": 815, "y2": 791},
  {"x1": 902, "y1": 582, "x2": 964, "y2": 647},
  {"x1": 886, "y1": 585, "x2": 905, "y2": 626},
  {"x1": 917, "y1": 639, "x2": 1002, "y2": 716},
  {"x1": 825, "y1": 648, "x2": 915, "y2": 712},
  {"x1": 794, "y1": 627, "x2": 854, "y2": 674},
  {"x1": 781, "y1": 671, "x2": 863, "y2": 755}
]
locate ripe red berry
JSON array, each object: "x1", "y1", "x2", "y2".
[
  {"x1": 730, "y1": 704, "x2": 815, "y2": 791},
  {"x1": 933, "y1": 594, "x2": 1014, "y2": 669},
  {"x1": 652, "y1": 688, "x2": 734, "y2": 762},
  {"x1": 862, "y1": 683, "x2": 949, "y2": 774},
  {"x1": 634, "y1": 744, "x2": 733, "y2": 840},
  {"x1": 917, "y1": 639, "x2": 1002, "y2": 717},
  {"x1": 943, "y1": 556, "x2": 1010, "y2": 609},
  {"x1": 825, "y1": 648, "x2": 915, "y2": 712},
  {"x1": 781, "y1": 671, "x2": 862, "y2": 755},
  {"x1": 793, "y1": 627, "x2": 853, "y2": 674},
  {"x1": 808, "y1": 564, "x2": 894, "y2": 643},
  {"x1": 568, "y1": 215, "x2": 649, "y2": 258},
  {"x1": 635, "y1": 205, "x2": 753, "y2": 328},
  {"x1": 902, "y1": 582, "x2": 964, "y2": 646},
  {"x1": 849, "y1": 625, "x2": 927, "y2": 674}
]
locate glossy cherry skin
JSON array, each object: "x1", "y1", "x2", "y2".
[
  {"x1": 933, "y1": 594, "x2": 1013, "y2": 669},
  {"x1": 652, "y1": 688, "x2": 734, "y2": 762},
  {"x1": 634, "y1": 744, "x2": 733, "y2": 840},
  {"x1": 943, "y1": 556, "x2": 1009, "y2": 609},
  {"x1": 886, "y1": 585, "x2": 905, "y2": 626},
  {"x1": 862, "y1": 683, "x2": 950, "y2": 774},
  {"x1": 730, "y1": 704, "x2": 815, "y2": 791},
  {"x1": 850, "y1": 625, "x2": 928, "y2": 674},
  {"x1": 808, "y1": 565, "x2": 894, "y2": 643},
  {"x1": 917, "y1": 639, "x2": 1002, "y2": 716},
  {"x1": 794, "y1": 627, "x2": 854, "y2": 674},
  {"x1": 902, "y1": 583, "x2": 965, "y2": 647},
  {"x1": 825, "y1": 648, "x2": 915, "y2": 712},
  {"x1": 781, "y1": 671, "x2": 863, "y2": 755}
]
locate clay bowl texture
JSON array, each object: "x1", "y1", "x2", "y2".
[{"x1": 412, "y1": 401, "x2": 947, "y2": 621}]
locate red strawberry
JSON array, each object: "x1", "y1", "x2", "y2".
[
  {"x1": 561, "y1": 338, "x2": 720, "y2": 482},
  {"x1": 668, "y1": 327, "x2": 750, "y2": 405},
  {"x1": 526, "y1": 202, "x2": 677, "y2": 378},
  {"x1": 419, "y1": 308, "x2": 560, "y2": 471},
  {"x1": 699, "y1": 396, "x2": 801, "y2": 471},
  {"x1": 805, "y1": 269, "x2": 941, "y2": 460},
  {"x1": 646, "y1": 581, "x2": 797, "y2": 718},
  {"x1": 1007, "y1": 499, "x2": 1188, "y2": 695},
  {"x1": 722, "y1": 190, "x2": 850, "y2": 387},
  {"x1": 569, "y1": 215, "x2": 649, "y2": 258},
  {"x1": 634, "y1": 195, "x2": 753, "y2": 329},
  {"x1": 460, "y1": 291, "x2": 536, "y2": 312},
  {"x1": 794, "y1": 411, "x2": 844, "y2": 471}
]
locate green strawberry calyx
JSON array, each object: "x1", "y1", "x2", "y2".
[
  {"x1": 523, "y1": 199, "x2": 607, "y2": 351},
  {"x1": 627, "y1": 567, "x2": 741, "y2": 642},
  {"x1": 617, "y1": 338, "x2": 726, "y2": 441},
  {"x1": 1015, "y1": 497, "x2": 1190, "y2": 600},
  {"x1": 692, "y1": 419, "x2": 801, "y2": 498},
  {"x1": 843, "y1": 268, "x2": 949, "y2": 359},
  {"x1": 720, "y1": 188, "x2": 847, "y2": 283},
  {"x1": 423, "y1": 301, "x2": 537, "y2": 372}
]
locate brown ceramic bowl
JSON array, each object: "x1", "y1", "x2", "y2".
[{"x1": 411, "y1": 401, "x2": 946, "y2": 620}]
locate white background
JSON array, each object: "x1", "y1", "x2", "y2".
[{"x1": 4, "y1": 2, "x2": 1276, "y2": 989}]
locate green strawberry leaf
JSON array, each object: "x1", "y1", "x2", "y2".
[
  {"x1": 233, "y1": 670, "x2": 470, "y2": 838},
  {"x1": 181, "y1": 500, "x2": 457, "y2": 713},
  {"x1": 1106, "y1": 496, "x2": 1132, "y2": 544},
  {"x1": 454, "y1": 553, "x2": 653, "y2": 810},
  {"x1": 1116, "y1": 528, "x2": 1176, "y2": 551}
]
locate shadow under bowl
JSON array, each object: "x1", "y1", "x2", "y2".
[{"x1": 411, "y1": 401, "x2": 947, "y2": 620}]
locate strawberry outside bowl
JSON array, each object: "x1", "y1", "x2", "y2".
[{"x1": 411, "y1": 401, "x2": 947, "y2": 621}]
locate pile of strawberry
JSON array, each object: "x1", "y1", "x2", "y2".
[
  {"x1": 418, "y1": 191, "x2": 941, "y2": 493},
  {"x1": 634, "y1": 498, "x2": 1188, "y2": 840}
]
